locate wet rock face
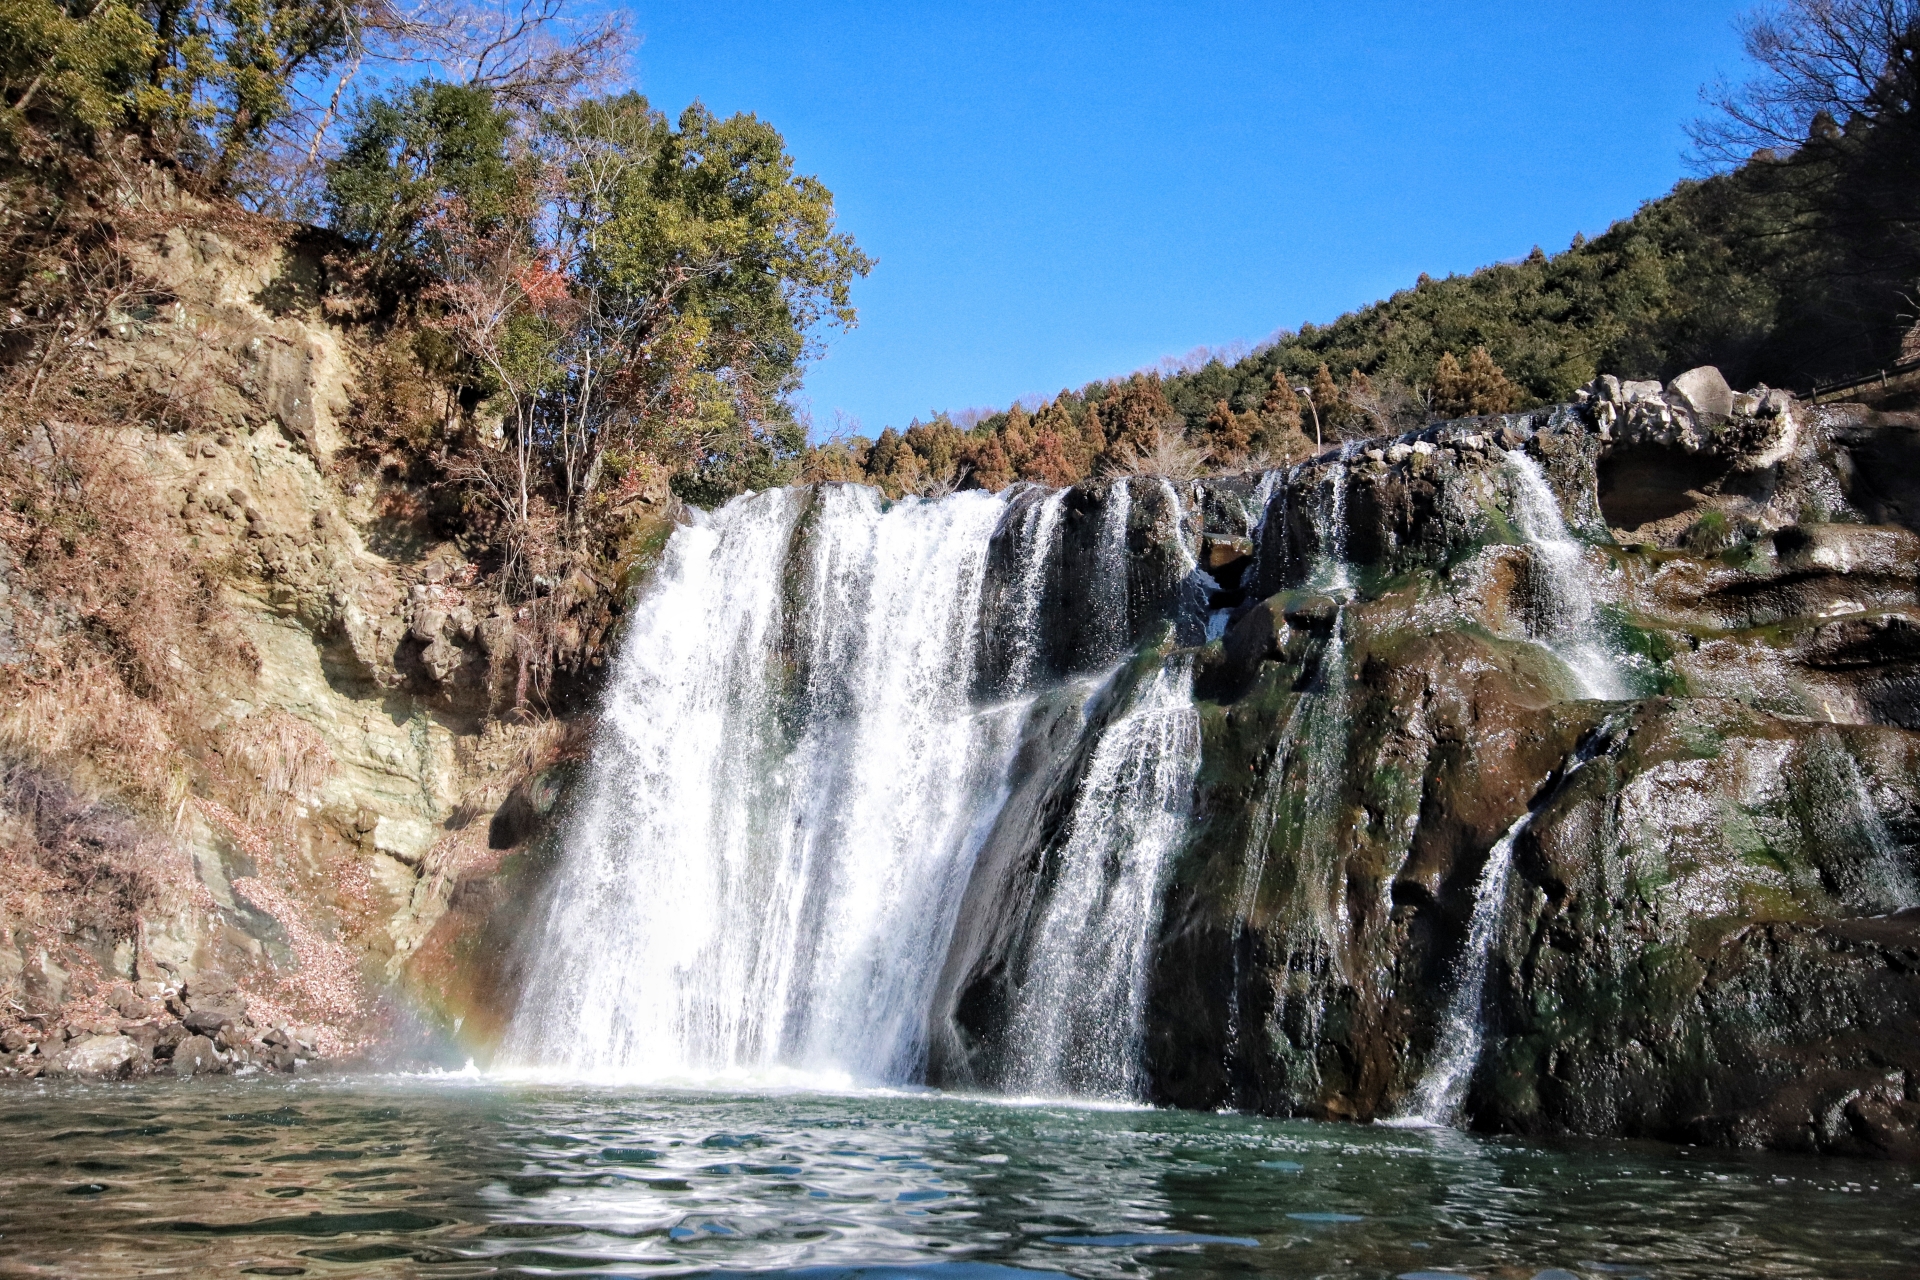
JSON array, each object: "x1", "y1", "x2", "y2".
[{"x1": 1127, "y1": 384, "x2": 1920, "y2": 1157}]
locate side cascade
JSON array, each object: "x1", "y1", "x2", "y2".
[
  {"x1": 1500, "y1": 448, "x2": 1629, "y2": 700},
  {"x1": 1002, "y1": 657, "x2": 1202, "y2": 1098},
  {"x1": 1399, "y1": 720, "x2": 1623, "y2": 1125}
]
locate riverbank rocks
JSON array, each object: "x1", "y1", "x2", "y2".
[
  {"x1": 174, "y1": 1035, "x2": 222, "y2": 1078},
  {"x1": 1, "y1": 975, "x2": 318, "y2": 1080}
]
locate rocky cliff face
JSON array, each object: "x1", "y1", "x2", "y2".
[
  {"x1": 0, "y1": 207, "x2": 654, "y2": 1078},
  {"x1": 1123, "y1": 379, "x2": 1920, "y2": 1159}
]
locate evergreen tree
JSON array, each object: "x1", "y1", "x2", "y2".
[
  {"x1": 1203, "y1": 399, "x2": 1252, "y2": 466},
  {"x1": 1303, "y1": 363, "x2": 1340, "y2": 445},
  {"x1": 1430, "y1": 347, "x2": 1520, "y2": 417}
]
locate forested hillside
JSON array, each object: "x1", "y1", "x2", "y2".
[{"x1": 814, "y1": 0, "x2": 1920, "y2": 496}]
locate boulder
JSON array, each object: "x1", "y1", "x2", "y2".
[
  {"x1": 48, "y1": 1035, "x2": 139, "y2": 1079},
  {"x1": 182, "y1": 983, "x2": 249, "y2": 1033},
  {"x1": 1666, "y1": 365, "x2": 1734, "y2": 419},
  {"x1": 185, "y1": 970, "x2": 238, "y2": 1000},
  {"x1": 1774, "y1": 524, "x2": 1920, "y2": 576},
  {"x1": 181, "y1": 1007, "x2": 240, "y2": 1035},
  {"x1": 409, "y1": 605, "x2": 449, "y2": 644},
  {"x1": 173, "y1": 1035, "x2": 222, "y2": 1078},
  {"x1": 1622, "y1": 379, "x2": 1665, "y2": 403},
  {"x1": 152, "y1": 1021, "x2": 189, "y2": 1059},
  {"x1": 0, "y1": 1026, "x2": 31, "y2": 1053}
]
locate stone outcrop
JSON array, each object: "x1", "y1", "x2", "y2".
[
  {"x1": 3, "y1": 976, "x2": 317, "y2": 1079},
  {"x1": 1101, "y1": 378, "x2": 1920, "y2": 1158}
]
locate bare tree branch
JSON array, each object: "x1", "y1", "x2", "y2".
[{"x1": 1691, "y1": 0, "x2": 1920, "y2": 166}]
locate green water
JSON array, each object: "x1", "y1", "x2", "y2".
[{"x1": 0, "y1": 1077, "x2": 1914, "y2": 1278}]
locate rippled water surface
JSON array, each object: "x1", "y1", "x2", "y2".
[{"x1": 0, "y1": 1077, "x2": 1915, "y2": 1278}]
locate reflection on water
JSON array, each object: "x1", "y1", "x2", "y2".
[{"x1": 0, "y1": 1076, "x2": 1914, "y2": 1278}]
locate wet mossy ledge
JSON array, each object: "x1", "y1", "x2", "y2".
[{"x1": 8, "y1": 359, "x2": 1920, "y2": 1164}]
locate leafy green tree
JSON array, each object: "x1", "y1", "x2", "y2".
[
  {"x1": 535, "y1": 94, "x2": 871, "y2": 512},
  {"x1": 368, "y1": 86, "x2": 869, "y2": 550},
  {"x1": 0, "y1": 0, "x2": 156, "y2": 146},
  {"x1": 0, "y1": 0, "x2": 363, "y2": 183},
  {"x1": 325, "y1": 80, "x2": 521, "y2": 274}
]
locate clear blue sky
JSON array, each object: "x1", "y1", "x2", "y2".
[{"x1": 622, "y1": 1, "x2": 1752, "y2": 437}]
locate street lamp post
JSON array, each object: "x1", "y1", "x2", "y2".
[{"x1": 1295, "y1": 386, "x2": 1321, "y2": 451}]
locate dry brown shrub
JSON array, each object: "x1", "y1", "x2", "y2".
[
  {"x1": 211, "y1": 710, "x2": 336, "y2": 830},
  {"x1": 0, "y1": 417, "x2": 255, "y2": 813},
  {"x1": 0, "y1": 758, "x2": 171, "y2": 943}
]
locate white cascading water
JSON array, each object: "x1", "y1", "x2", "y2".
[
  {"x1": 1401, "y1": 723, "x2": 1618, "y2": 1124},
  {"x1": 1003, "y1": 657, "x2": 1202, "y2": 1098},
  {"x1": 1399, "y1": 807, "x2": 1531, "y2": 1124},
  {"x1": 1805, "y1": 730, "x2": 1919, "y2": 913},
  {"x1": 506, "y1": 485, "x2": 1049, "y2": 1084},
  {"x1": 1501, "y1": 449, "x2": 1629, "y2": 700},
  {"x1": 1004, "y1": 488, "x2": 1067, "y2": 693},
  {"x1": 1093, "y1": 479, "x2": 1133, "y2": 660}
]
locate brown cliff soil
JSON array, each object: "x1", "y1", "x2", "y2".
[{"x1": 0, "y1": 191, "x2": 670, "y2": 1077}]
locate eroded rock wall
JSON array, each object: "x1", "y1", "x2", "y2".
[{"x1": 1136, "y1": 380, "x2": 1920, "y2": 1158}]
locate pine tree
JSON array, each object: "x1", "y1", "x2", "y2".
[
  {"x1": 1252, "y1": 374, "x2": 1312, "y2": 463},
  {"x1": 1462, "y1": 347, "x2": 1520, "y2": 414},
  {"x1": 1020, "y1": 430, "x2": 1077, "y2": 487},
  {"x1": 966, "y1": 435, "x2": 1015, "y2": 491},
  {"x1": 1097, "y1": 375, "x2": 1179, "y2": 472},
  {"x1": 1203, "y1": 400, "x2": 1252, "y2": 467},
  {"x1": 1307, "y1": 363, "x2": 1348, "y2": 440},
  {"x1": 1259, "y1": 371, "x2": 1302, "y2": 432},
  {"x1": 1430, "y1": 348, "x2": 1519, "y2": 417}
]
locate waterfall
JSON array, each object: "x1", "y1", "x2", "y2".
[
  {"x1": 1501, "y1": 449, "x2": 1628, "y2": 700},
  {"x1": 1804, "y1": 731, "x2": 1919, "y2": 914},
  {"x1": 1224, "y1": 687, "x2": 1312, "y2": 1079},
  {"x1": 1224, "y1": 454, "x2": 1361, "y2": 1102},
  {"x1": 1156, "y1": 476, "x2": 1199, "y2": 576},
  {"x1": 1400, "y1": 808, "x2": 1531, "y2": 1124},
  {"x1": 1003, "y1": 488, "x2": 1067, "y2": 693},
  {"x1": 1400, "y1": 723, "x2": 1620, "y2": 1125},
  {"x1": 1003, "y1": 657, "x2": 1201, "y2": 1099},
  {"x1": 1092, "y1": 479, "x2": 1133, "y2": 662},
  {"x1": 506, "y1": 485, "x2": 1049, "y2": 1084},
  {"x1": 1321, "y1": 447, "x2": 1354, "y2": 591}
]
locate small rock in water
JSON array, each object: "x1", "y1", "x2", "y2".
[
  {"x1": 173, "y1": 1035, "x2": 222, "y2": 1078},
  {"x1": 1256, "y1": 1159, "x2": 1304, "y2": 1171}
]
